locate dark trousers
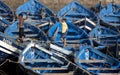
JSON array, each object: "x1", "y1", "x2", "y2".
[{"x1": 19, "y1": 27, "x2": 24, "y2": 38}]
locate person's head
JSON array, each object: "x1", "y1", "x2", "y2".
[
  {"x1": 18, "y1": 13, "x2": 23, "y2": 17},
  {"x1": 62, "y1": 18, "x2": 66, "y2": 22},
  {"x1": 56, "y1": 17, "x2": 61, "y2": 22}
]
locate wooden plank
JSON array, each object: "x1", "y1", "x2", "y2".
[
  {"x1": 78, "y1": 60, "x2": 106, "y2": 63},
  {"x1": 16, "y1": 29, "x2": 32, "y2": 32},
  {"x1": 16, "y1": 34, "x2": 38, "y2": 38},
  {"x1": 32, "y1": 67, "x2": 68, "y2": 70},
  {"x1": 50, "y1": 44, "x2": 72, "y2": 55},
  {"x1": 23, "y1": 59, "x2": 56, "y2": 63},
  {"x1": 87, "y1": 68, "x2": 120, "y2": 70},
  {"x1": 0, "y1": 40, "x2": 21, "y2": 53},
  {"x1": 37, "y1": 22, "x2": 49, "y2": 28},
  {"x1": 43, "y1": 72, "x2": 73, "y2": 75},
  {"x1": 99, "y1": 73, "x2": 120, "y2": 75}
]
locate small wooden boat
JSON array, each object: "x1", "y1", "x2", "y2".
[
  {"x1": 57, "y1": 0, "x2": 97, "y2": 22},
  {"x1": 89, "y1": 25, "x2": 119, "y2": 46},
  {"x1": 99, "y1": 2, "x2": 120, "y2": 27},
  {"x1": 0, "y1": 32, "x2": 23, "y2": 64},
  {"x1": 48, "y1": 21, "x2": 93, "y2": 50},
  {"x1": 18, "y1": 42, "x2": 92, "y2": 75},
  {"x1": 0, "y1": 0, "x2": 14, "y2": 22},
  {"x1": 4, "y1": 21, "x2": 48, "y2": 41},
  {"x1": 0, "y1": 20, "x2": 48, "y2": 64},
  {"x1": 75, "y1": 46, "x2": 120, "y2": 75},
  {"x1": 17, "y1": 0, "x2": 55, "y2": 24}
]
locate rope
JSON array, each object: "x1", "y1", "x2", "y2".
[
  {"x1": 0, "y1": 59, "x2": 8, "y2": 67},
  {"x1": 0, "y1": 57, "x2": 20, "y2": 67}
]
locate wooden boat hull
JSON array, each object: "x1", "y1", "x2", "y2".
[
  {"x1": 17, "y1": 0, "x2": 54, "y2": 23},
  {"x1": 4, "y1": 21, "x2": 48, "y2": 41},
  {"x1": 89, "y1": 26, "x2": 119, "y2": 46},
  {"x1": 75, "y1": 46, "x2": 120, "y2": 74},
  {"x1": 18, "y1": 42, "x2": 92, "y2": 75},
  {"x1": 0, "y1": 0, "x2": 14, "y2": 22},
  {"x1": 99, "y1": 3, "x2": 120, "y2": 27},
  {"x1": 48, "y1": 21, "x2": 93, "y2": 50},
  {"x1": 57, "y1": 0, "x2": 97, "y2": 22}
]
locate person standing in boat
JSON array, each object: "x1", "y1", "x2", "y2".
[
  {"x1": 61, "y1": 18, "x2": 68, "y2": 47},
  {"x1": 18, "y1": 12, "x2": 28, "y2": 42}
]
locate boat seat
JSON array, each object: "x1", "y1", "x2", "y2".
[
  {"x1": 15, "y1": 34, "x2": 38, "y2": 38},
  {"x1": 78, "y1": 60, "x2": 106, "y2": 63},
  {"x1": 16, "y1": 29, "x2": 32, "y2": 32},
  {"x1": 36, "y1": 22, "x2": 49, "y2": 28},
  {"x1": 87, "y1": 68, "x2": 120, "y2": 70},
  {"x1": 32, "y1": 67, "x2": 68, "y2": 71},
  {"x1": 43, "y1": 72, "x2": 73, "y2": 75},
  {"x1": 50, "y1": 44, "x2": 72, "y2": 55},
  {"x1": 23, "y1": 59, "x2": 56, "y2": 63},
  {"x1": 98, "y1": 73, "x2": 120, "y2": 75}
]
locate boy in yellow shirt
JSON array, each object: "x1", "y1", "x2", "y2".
[{"x1": 61, "y1": 18, "x2": 68, "y2": 47}]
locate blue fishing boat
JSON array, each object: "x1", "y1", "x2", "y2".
[
  {"x1": 0, "y1": 32, "x2": 24, "y2": 64},
  {"x1": 18, "y1": 42, "x2": 92, "y2": 75},
  {"x1": 89, "y1": 25, "x2": 119, "y2": 46},
  {"x1": 99, "y1": 2, "x2": 120, "y2": 27},
  {"x1": 48, "y1": 21, "x2": 93, "y2": 50},
  {"x1": 57, "y1": 0, "x2": 97, "y2": 22},
  {"x1": 17, "y1": 0, "x2": 54, "y2": 22},
  {"x1": 16, "y1": 0, "x2": 55, "y2": 33},
  {"x1": 0, "y1": 0, "x2": 14, "y2": 22},
  {"x1": 0, "y1": 16, "x2": 10, "y2": 32},
  {"x1": 4, "y1": 21, "x2": 48, "y2": 41},
  {"x1": 75, "y1": 46, "x2": 120, "y2": 75},
  {"x1": 0, "y1": 21, "x2": 48, "y2": 63}
]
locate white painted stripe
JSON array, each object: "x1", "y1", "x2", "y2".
[
  {"x1": 21, "y1": 43, "x2": 34, "y2": 63},
  {"x1": 50, "y1": 44, "x2": 72, "y2": 55},
  {"x1": 22, "y1": 43, "x2": 34, "y2": 55},
  {"x1": 51, "y1": 56, "x2": 64, "y2": 64},
  {"x1": 37, "y1": 22, "x2": 49, "y2": 28},
  {"x1": 74, "y1": 18, "x2": 96, "y2": 26},
  {"x1": 79, "y1": 25, "x2": 92, "y2": 30},
  {"x1": 35, "y1": 44, "x2": 52, "y2": 55},
  {"x1": 85, "y1": 25, "x2": 92, "y2": 30},
  {"x1": 0, "y1": 47, "x2": 17, "y2": 56},
  {"x1": 79, "y1": 26, "x2": 85, "y2": 29},
  {"x1": 0, "y1": 40, "x2": 21, "y2": 53},
  {"x1": 85, "y1": 18, "x2": 96, "y2": 26},
  {"x1": 74, "y1": 18, "x2": 85, "y2": 24}
]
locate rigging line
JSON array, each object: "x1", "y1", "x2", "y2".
[
  {"x1": 0, "y1": 70, "x2": 8, "y2": 75},
  {"x1": 0, "y1": 59, "x2": 8, "y2": 67}
]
